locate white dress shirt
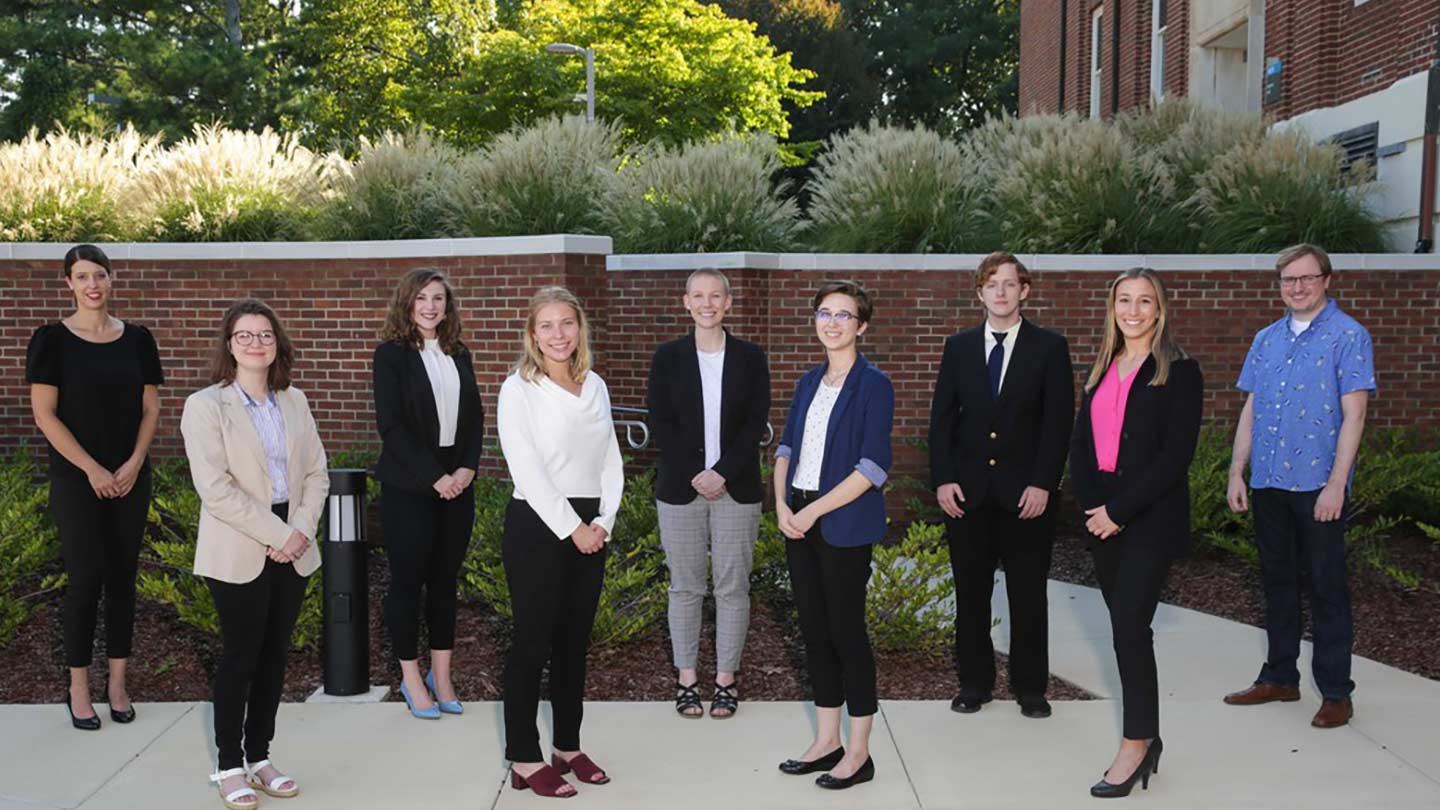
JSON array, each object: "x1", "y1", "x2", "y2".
[
  {"x1": 697, "y1": 347, "x2": 725, "y2": 470},
  {"x1": 983, "y1": 319, "x2": 1023, "y2": 395},
  {"x1": 497, "y1": 371, "x2": 625, "y2": 540},
  {"x1": 791, "y1": 380, "x2": 842, "y2": 491},
  {"x1": 419, "y1": 339, "x2": 461, "y2": 447}
]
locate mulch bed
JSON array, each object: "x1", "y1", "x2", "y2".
[
  {"x1": 1049, "y1": 505, "x2": 1440, "y2": 682},
  {"x1": 0, "y1": 547, "x2": 1090, "y2": 705}
]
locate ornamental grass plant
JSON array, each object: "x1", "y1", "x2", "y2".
[
  {"x1": 0, "y1": 127, "x2": 158, "y2": 242},
  {"x1": 604, "y1": 132, "x2": 804, "y2": 253},
  {"x1": 806, "y1": 121, "x2": 986, "y2": 253},
  {"x1": 313, "y1": 130, "x2": 462, "y2": 241}
]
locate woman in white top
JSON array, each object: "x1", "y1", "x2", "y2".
[
  {"x1": 497, "y1": 286, "x2": 623, "y2": 798},
  {"x1": 371, "y1": 269, "x2": 484, "y2": 719}
]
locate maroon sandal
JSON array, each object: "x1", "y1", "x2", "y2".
[
  {"x1": 510, "y1": 764, "x2": 576, "y2": 798},
  {"x1": 552, "y1": 753, "x2": 611, "y2": 785}
]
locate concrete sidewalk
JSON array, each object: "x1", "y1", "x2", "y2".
[{"x1": 3, "y1": 578, "x2": 1437, "y2": 809}]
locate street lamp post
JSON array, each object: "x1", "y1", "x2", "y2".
[{"x1": 543, "y1": 42, "x2": 595, "y2": 122}]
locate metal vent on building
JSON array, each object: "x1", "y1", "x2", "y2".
[{"x1": 1328, "y1": 122, "x2": 1379, "y2": 173}]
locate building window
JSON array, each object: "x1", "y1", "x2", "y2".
[
  {"x1": 1150, "y1": 0, "x2": 1167, "y2": 102},
  {"x1": 1090, "y1": 6, "x2": 1104, "y2": 119}
]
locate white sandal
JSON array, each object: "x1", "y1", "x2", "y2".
[
  {"x1": 245, "y1": 759, "x2": 300, "y2": 799},
  {"x1": 209, "y1": 767, "x2": 259, "y2": 809}
]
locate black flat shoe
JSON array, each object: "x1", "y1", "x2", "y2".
[
  {"x1": 66, "y1": 691, "x2": 101, "y2": 731},
  {"x1": 106, "y1": 678, "x2": 136, "y2": 724},
  {"x1": 1019, "y1": 694, "x2": 1052, "y2": 719},
  {"x1": 1090, "y1": 738, "x2": 1162, "y2": 799},
  {"x1": 816, "y1": 757, "x2": 874, "y2": 790},
  {"x1": 778, "y1": 747, "x2": 844, "y2": 775},
  {"x1": 950, "y1": 692, "x2": 993, "y2": 714}
]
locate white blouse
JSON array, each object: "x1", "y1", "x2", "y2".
[
  {"x1": 496, "y1": 371, "x2": 625, "y2": 540},
  {"x1": 419, "y1": 339, "x2": 461, "y2": 447},
  {"x1": 791, "y1": 380, "x2": 842, "y2": 491}
]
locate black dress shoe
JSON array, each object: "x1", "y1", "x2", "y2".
[
  {"x1": 1090, "y1": 738, "x2": 1162, "y2": 798},
  {"x1": 950, "y1": 692, "x2": 993, "y2": 713},
  {"x1": 778, "y1": 747, "x2": 844, "y2": 775},
  {"x1": 66, "y1": 691, "x2": 101, "y2": 731},
  {"x1": 1019, "y1": 695, "x2": 1052, "y2": 718},
  {"x1": 816, "y1": 757, "x2": 874, "y2": 790},
  {"x1": 106, "y1": 678, "x2": 136, "y2": 723}
]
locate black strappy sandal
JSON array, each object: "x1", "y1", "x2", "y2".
[
  {"x1": 675, "y1": 681, "x2": 704, "y2": 718},
  {"x1": 710, "y1": 682, "x2": 739, "y2": 719}
]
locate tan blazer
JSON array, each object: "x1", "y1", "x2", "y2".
[{"x1": 181, "y1": 384, "x2": 329, "y2": 584}]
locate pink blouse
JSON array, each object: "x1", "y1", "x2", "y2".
[{"x1": 1090, "y1": 361, "x2": 1141, "y2": 472}]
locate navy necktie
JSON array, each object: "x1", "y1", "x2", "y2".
[{"x1": 988, "y1": 331, "x2": 1007, "y2": 400}]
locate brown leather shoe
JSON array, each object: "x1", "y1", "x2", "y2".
[
  {"x1": 1311, "y1": 698, "x2": 1354, "y2": 728},
  {"x1": 1223, "y1": 682, "x2": 1301, "y2": 705}
]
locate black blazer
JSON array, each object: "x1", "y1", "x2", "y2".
[
  {"x1": 647, "y1": 330, "x2": 770, "y2": 505},
  {"x1": 928, "y1": 319, "x2": 1075, "y2": 511},
  {"x1": 1069, "y1": 355, "x2": 1203, "y2": 558},
  {"x1": 372, "y1": 340, "x2": 485, "y2": 495}
]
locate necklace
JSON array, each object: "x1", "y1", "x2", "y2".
[{"x1": 823, "y1": 366, "x2": 850, "y2": 386}]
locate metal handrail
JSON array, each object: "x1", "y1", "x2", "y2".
[{"x1": 612, "y1": 405, "x2": 774, "y2": 451}]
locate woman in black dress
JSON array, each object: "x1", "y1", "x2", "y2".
[{"x1": 26, "y1": 244, "x2": 163, "y2": 730}]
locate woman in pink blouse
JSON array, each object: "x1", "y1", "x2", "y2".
[{"x1": 1068, "y1": 268, "x2": 1203, "y2": 799}]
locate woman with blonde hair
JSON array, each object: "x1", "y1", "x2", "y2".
[
  {"x1": 1068, "y1": 268, "x2": 1203, "y2": 798},
  {"x1": 497, "y1": 286, "x2": 623, "y2": 798},
  {"x1": 372, "y1": 268, "x2": 485, "y2": 719}
]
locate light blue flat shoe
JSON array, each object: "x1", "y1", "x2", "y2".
[
  {"x1": 400, "y1": 680, "x2": 441, "y2": 719},
  {"x1": 425, "y1": 671, "x2": 464, "y2": 715}
]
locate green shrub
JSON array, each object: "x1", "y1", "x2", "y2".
[
  {"x1": 313, "y1": 130, "x2": 462, "y2": 240},
  {"x1": 0, "y1": 450, "x2": 61, "y2": 646},
  {"x1": 605, "y1": 132, "x2": 803, "y2": 253},
  {"x1": 866, "y1": 521, "x2": 954, "y2": 654},
  {"x1": 806, "y1": 121, "x2": 986, "y2": 254},
  {"x1": 126, "y1": 125, "x2": 337, "y2": 242},
  {"x1": 424, "y1": 115, "x2": 623, "y2": 238},
  {"x1": 1192, "y1": 129, "x2": 1387, "y2": 253},
  {"x1": 0, "y1": 127, "x2": 157, "y2": 242},
  {"x1": 138, "y1": 461, "x2": 323, "y2": 648}
]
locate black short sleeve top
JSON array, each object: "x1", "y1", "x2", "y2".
[{"x1": 25, "y1": 321, "x2": 165, "y2": 479}]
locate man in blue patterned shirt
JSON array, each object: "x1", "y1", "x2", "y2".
[{"x1": 1221, "y1": 244, "x2": 1375, "y2": 729}]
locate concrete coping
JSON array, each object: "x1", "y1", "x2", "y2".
[
  {"x1": 0, "y1": 234, "x2": 613, "y2": 261},
  {"x1": 605, "y1": 252, "x2": 1440, "y2": 272}
]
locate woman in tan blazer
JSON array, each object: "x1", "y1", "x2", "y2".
[{"x1": 181, "y1": 299, "x2": 328, "y2": 810}]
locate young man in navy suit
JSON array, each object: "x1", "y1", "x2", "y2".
[{"x1": 928, "y1": 252, "x2": 1075, "y2": 718}]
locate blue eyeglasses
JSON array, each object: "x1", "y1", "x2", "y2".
[{"x1": 815, "y1": 310, "x2": 857, "y2": 324}]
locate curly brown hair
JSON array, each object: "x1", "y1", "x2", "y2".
[
  {"x1": 380, "y1": 268, "x2": 464, "y2": 353},
  {"x1": 209, "y1": 298, "x2": 294, "y2": 390}
]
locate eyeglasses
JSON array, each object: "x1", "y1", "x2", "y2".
[
  {"x1": 231, "y1": 330, "x2": 277, "y2": 346},
  {"x1": 1279, "y1": 273, "x2": 1326, "y2": 289},
  {"x1": 815, "y1": 310, "x2": 858, "y2": 324}
]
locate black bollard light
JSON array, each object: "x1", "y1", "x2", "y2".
[{"x1": 322, "y1": 469, "x2": 369, "y2": 696}]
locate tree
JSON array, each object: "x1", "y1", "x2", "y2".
[{"x1": 844, "y1": 0, "x2": 1018, "y2": 134}]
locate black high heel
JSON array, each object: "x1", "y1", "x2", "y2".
[
  {"x1": 66, "y1": 688, "x2": 101, "y2": 731},
  {"x1": 106, "y1": 676, "x2": 135, "y2": 724},
  {"x1": 1090, "y1": 738, "x2": 1162, "y2": 799},
  {"x1": 778, "y1": 747, "x2": 844, "y2": 775}
]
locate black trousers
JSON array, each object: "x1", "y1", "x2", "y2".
[
  {"x1": 501, "y1": 497, "x2": 607, "y2": 763},
  {"x1": 206, "y1": 503, "x2": 308, "y2": 771},
  {"x1": 1252, "y1": 488, "x2": 1354, "y2": 700},
  {"x1": 785, "y1": 490, "x2": 877, "y2": 718},
  {"x1": 947, "y1": 497, "x2": 1055, "y2": 698},
  {"x1": 381, "y1": 471, "x2": 475, "y2": 661},
  {"x1": 49, "y1": 469, "x2": 152, "y2": 668},
  {"x1": 1091, "y1": 532, "x2": 1172, "y2": 740}
]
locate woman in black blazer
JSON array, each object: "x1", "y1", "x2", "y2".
[
  {"x1": 1069, "y1": 268, "x2": 1202, "y2": 799},
  {"x1": 373, "y1": 268, "x2": 484, "y2": 719}
]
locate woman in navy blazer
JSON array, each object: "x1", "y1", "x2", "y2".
[{"x1": 773, "y1": 280, "x2": 894, "y2": 791}]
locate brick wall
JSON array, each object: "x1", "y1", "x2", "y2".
[
  {"x1": 4, "y1": 246, "x2": 1437, "y2": 490},
  {"x1": 1019, "y1": 0, "x2": 1064, "y2": 114}
]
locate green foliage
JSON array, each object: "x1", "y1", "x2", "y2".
[
  {"x1": 0, "y1": 127, "x2": 158, "y2": 242},
  {"x1": 806, "y1": 120, "x2": 984, "y2": 253},
  {"x1": 605, "y1": 133, "x2": 804, "y2": 253},
  {"x1": 139, "y1": 461, "x2": 323, "y2": 649},
  {"x1": 326, "y1": 446, "x2": 383, "y2": 503},
  {"x1": 312, "y1": 131, "x2": 462, "y2": 241},
  {"x1": 865, "y1": 521, "x2": 954, "y2": 653},
  {"x1": 0, "y1": 450, "x2": 61, "y2": 646},
  {"x1": 424, "y1": 116, "x2": 623, "y2": 238}
]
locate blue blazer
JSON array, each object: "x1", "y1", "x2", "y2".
[{"x1": 776, "y1": 354, "x2": 894, "y2": 548}]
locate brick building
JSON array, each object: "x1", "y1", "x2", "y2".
[{"x1": 1018, "y1": 0, "x2": 1440, "y2": 251}]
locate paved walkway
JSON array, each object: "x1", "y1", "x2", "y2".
[{"x1": 3, "y1": 578, "x2": 1438, "y2": 809}]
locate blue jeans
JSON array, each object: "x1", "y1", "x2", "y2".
[{"x1": 1252, "y1": 488, "x2": 1355, "y2": 700}]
